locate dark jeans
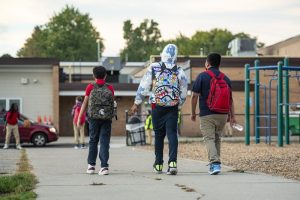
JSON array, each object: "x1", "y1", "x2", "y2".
[
  {"x1": 152, "y1": 105, "x2": 178, "y2": 165},
  {"x1": 87, "y1": 119, "x2": 111, "y2": 168}
]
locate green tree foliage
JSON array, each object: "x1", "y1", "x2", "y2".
[
  {"x1": 120, "y1": 19, "x2": 162, "y2": 62},
  {"x1": 17, "y1": 26, "x2": 47, "y2": 57},
  {"x1": 0, "y1": 53, "x2": 13, "y2": 58},
  {"x1": 164, "y1": 28, "x2": 262, "y2": 56},
  {"x1": 17, "y1": 5, "x2": 103, "y2": 61}
]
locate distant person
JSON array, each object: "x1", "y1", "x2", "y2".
[
  {"x1": 3, "y1": 103, "x2": 22, "y2": 150},
  {"x1": 144, "y1": 110, "x2": 153, "y2": 145},
  {"x1": 71, "y1": 96, "x2": 86, "y2": 149},
  {"x1": 77, "y1": 66, "x2": 114, "y2": 175},
  {"x1": 129, "y1": 44, "x2": 188, "y2": 175},
  {"x1": 191, "y1": 53, "x2": 236, "y2": 175},
  {"x1": 0, "y1": 107, "x2": 5, "y2": 113}
]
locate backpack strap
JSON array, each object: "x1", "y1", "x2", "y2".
[
  {"x1": 205, "y1": 70, "x2": 224, "y2": 79},
  {"x1": 93, "y1": 82, "x2": 110, "y2": 88},
  {"x1": 161, "y1": 62, "x2": 178, "y2": 72}
]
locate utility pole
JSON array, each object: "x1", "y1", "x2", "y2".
[{"x1": 96, "y1": 39, "x2": 101, "y2": 62}]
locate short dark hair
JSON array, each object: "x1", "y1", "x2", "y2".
[
  {"x1": 93, "y1": 66, "x2": 107, "y2": 79},
  {"x1": 207, "y1": 53, "x2": 221, "y2": 68},
  {"x1": 76, "y1": 96, "x2": 83, "y2": 102}
]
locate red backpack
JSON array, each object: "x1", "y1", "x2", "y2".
[{"x1": 206, "y1": 70, "x2": 231, "y2": 113}]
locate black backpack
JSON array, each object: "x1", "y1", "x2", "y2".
[{"x1": 88, "y1": 83, "x2": 114, "y2": 120}]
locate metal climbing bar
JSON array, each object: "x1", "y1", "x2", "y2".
[
  {"x1": 249, "y1": 66, "x2": 300, "y2": 71},
  {"x1": 284, "y1": 58, "x2": 290, "y2": 145}
]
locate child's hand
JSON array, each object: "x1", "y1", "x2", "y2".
[{"x1": 128, "y1": 104, "x2": 138, "y2": 115}]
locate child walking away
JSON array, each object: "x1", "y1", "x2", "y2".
[
  {"x1": 129, "y1": 44, "x2": 188, "y2": 175},
  {"x1": 77, "y1": 66, "x2": 114, "y2": 176},
  {"x1": 3, "y1": 103, "x2": 22, "y2": 150},
  {"x1": 191, "y1": 53, "x2": 237, "y2": 175},
  {"x1": 72, "y1": 96, "x2": 86, "y2": 149}
]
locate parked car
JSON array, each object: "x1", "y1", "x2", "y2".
[{"x1": 0, "y1": 112, "x2": 58, "y2": 146}]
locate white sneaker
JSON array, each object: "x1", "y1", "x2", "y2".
[
  {"x1": 86, "y1": 164, "x2": 95, "y2": 174},
  {"x1": 3, "y1": 144, "x2": 9, "y2": 149},
  {"x1": 98, "y1": 167, "x2": 109, "y2": 175},
  {"x1": 16, "y1": 144, "x2": 22, "y2": 150}
]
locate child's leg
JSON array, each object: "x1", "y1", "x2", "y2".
[
  {"x1": 5, "y1": 125, "x2": 13, "y2": 145},
  {"x1": 87, "y1": 119, "x2": 100, "y2": 166},
  {"x1": 73, "y1": 122, "x2": 79, "y2": 145},
  {"x1": 79, "y1": 124, "x2": 85, "y2": 145},
  {"x1": 99, "y1": 120, "x2": 112, "y2": 168},
  {"x1": 12, "y1": 125, "x2": 20, "y2": 145},
  {"x1": 146, "y1": 129, "x2": 152, "y2": 145}
]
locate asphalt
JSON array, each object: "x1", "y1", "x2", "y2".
[{"x1": 18, "y1": 137, "x2": 299, "y2": 200}]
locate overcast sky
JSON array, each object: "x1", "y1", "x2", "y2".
[{"x1": 0, "y1": 0, "x2": 299, "y2": 57}]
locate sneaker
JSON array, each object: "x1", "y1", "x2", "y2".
[
  {"x1": 166, "y1": 161, "x2": 178, "y2": 175},
  {"x1": 3, "y1": 144, "x2": 8, "y2": 149},
  {"x1": 86, "y1": 164, "x2": 95, "y2": 174},
  {"x1": 208, "y1": 163, "x2": 221, "y2": 175},
  {"x1": 99, "y1": 167, "x2": 109, "y2": 175},
  {"x1": 16, "y1": 144, "x2": 22, "y2": 150},
  {"x1": 80, "y1": 144, "x2": 86, "y2": 149},
  {"x1": 74, "y1": 144, "x2": 80, "y2": 149},
  {"x1": 153, "y1": 164, "x2": 163, "y2": 174}
]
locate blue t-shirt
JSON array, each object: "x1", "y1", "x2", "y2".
[{"x1": 192, "y1": 67, "x2": 232, "y2": 116}]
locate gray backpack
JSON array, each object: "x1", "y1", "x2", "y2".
[{"x1": 88, "y1": 83, "x2": 114, "y2": 120}]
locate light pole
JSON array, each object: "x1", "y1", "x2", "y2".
[{"x1": 96, "y1": 39, "x2": 101, "y2": 62}]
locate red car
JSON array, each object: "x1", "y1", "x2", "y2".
[{"x1": 0, "y1": 113, "x2": 59, "y2": 146}]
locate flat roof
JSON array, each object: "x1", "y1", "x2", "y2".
[{"x1": 0, "y1": 58, "x2": 59, "y2": 65}]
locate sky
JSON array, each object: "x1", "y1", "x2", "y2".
[{"x1": 0, "y1": 0, "x2": 300, "y2": 57}]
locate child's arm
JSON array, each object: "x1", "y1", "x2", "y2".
[{"x1": 77, "y1": 96, "x2": 89, "y2": 126}]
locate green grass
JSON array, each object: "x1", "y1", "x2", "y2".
[{"x1": 0, "y1": 150, "x2": 37, "y2": 200}]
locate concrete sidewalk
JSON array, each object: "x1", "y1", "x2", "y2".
[
  {"x1": 26, "y1": 137, "x2": 299, "y2": 200},
  {"x1": 0, "y1": 148, "x2": 20, "y2": 175}
]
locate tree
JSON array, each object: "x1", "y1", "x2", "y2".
[
  {"x1": 166, "y1": 29, "x2": 262, "y2": 56},
  {"x1": 17, "y1": 5, "x2": 104, "y2": 61},
  {"x1": 17, "y1": 26, "x2": 47, "y2": 57},
  {"x1": 163, "y1": 33, "x2": 192, "y2": 55},
  {"x1": 120, "y1": 19, "x2": 162, "y2": 62},
  {"x1": 209, "y1": 28, "x2": 234, "y2": 55},
  {"x1": 0, "y1": 54, "x2": 13, "y2": 58}
]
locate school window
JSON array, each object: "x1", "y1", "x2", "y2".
[{"x1": 0, "y1": 98, "x2": 22, "y2": 113}]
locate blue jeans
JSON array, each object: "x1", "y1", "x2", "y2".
[
  {"x1": 87, "y1": 119, "x2": 112, "y2": 168},
  {"x1": 152, "y1": 105, "x2": 178, "y2": 165}
]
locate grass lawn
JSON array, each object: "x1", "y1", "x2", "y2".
[{"x1": 0, "y1": 150, "x2": 37, "y2": 200}]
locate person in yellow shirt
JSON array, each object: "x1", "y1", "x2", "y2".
[{"x1": 144, "y1": 111, "x2": 153, "y2": 145}]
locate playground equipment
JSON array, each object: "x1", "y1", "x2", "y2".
[{"x1": 245, "y1": 58, "x2": 300, "y2": 147}]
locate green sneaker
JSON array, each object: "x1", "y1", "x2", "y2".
[
  {"x1": 167, "y1": 161, "x2": 177, "y2": 175},
  {"x1": 153, "y1": 164, "x2": 163, "y2": 174}
]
